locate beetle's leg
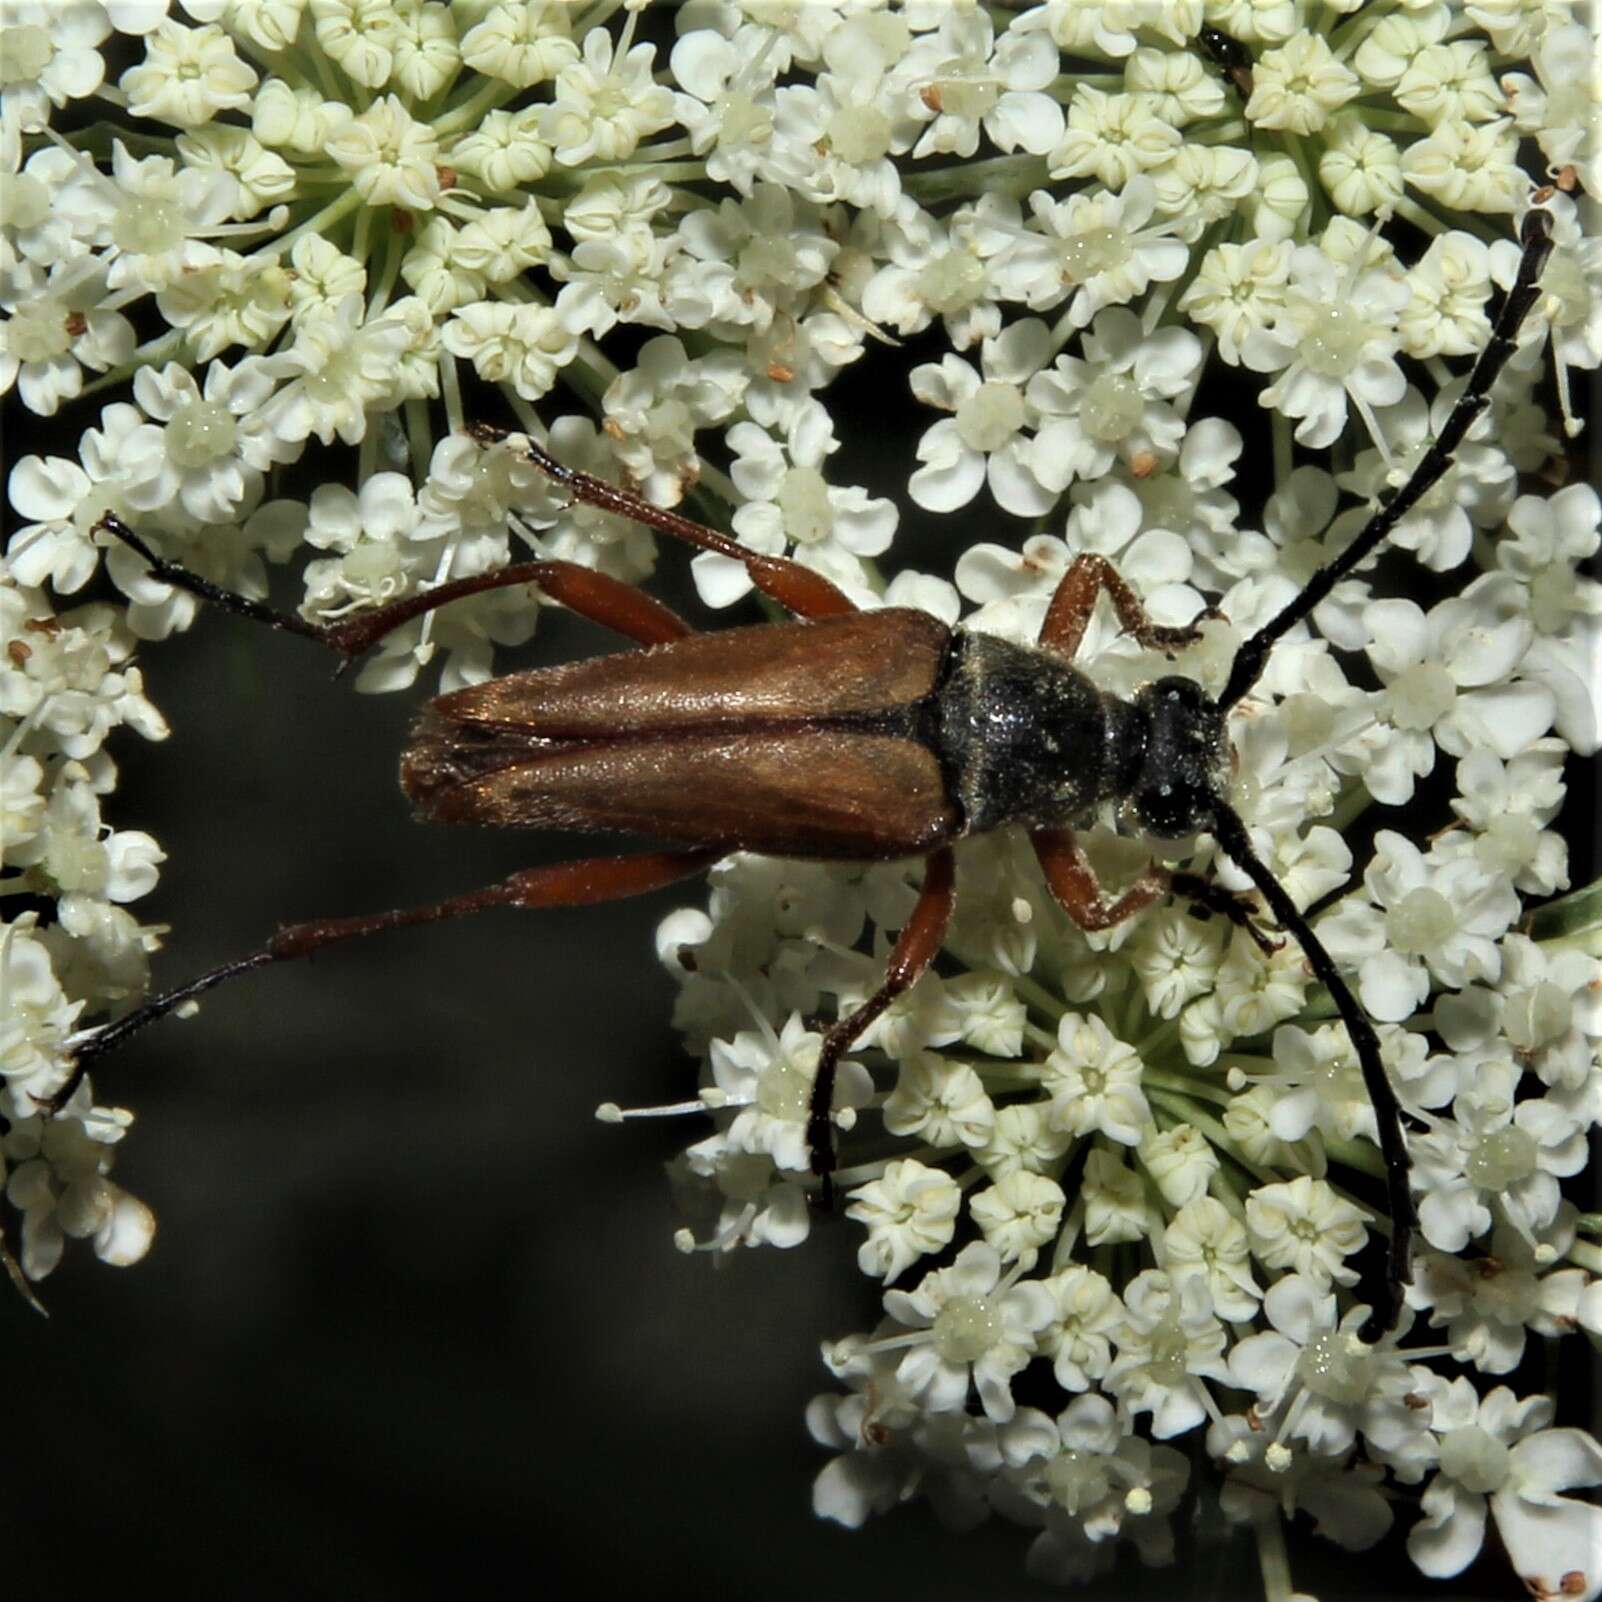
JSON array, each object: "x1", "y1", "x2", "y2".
[
  {"x1": 93, "y1": 513, "x2": 693, "y2": 660},
  {"x1": 51, "y1": 847, "x2": 723, "y2": 1109},
  {"x1": 1031, "y1": 826, "x2": 1172, "y2": 928},
  {"x1": 1169, "y1": 871, "x2": 1283, "y2": 955},
  {"x1": 1036, "y1": 553, "x2": 1214, "y2": 660},
  {"x1": 1033, "y1": 828, "x2": 1278, "y2": 952},
  {"x1": 473, "y1": 423, "x2": 859, "y2": 621},
  {"x1": 806, "y1": 848, "x2": 956, "y2": 1204}
]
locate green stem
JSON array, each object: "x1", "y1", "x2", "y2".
[
  {"x1": 74, "y1": 328, "x2": 189, "y2": 401},
  {"x1": 1527, "y1": 879, "x2": 1602, "y2": 944},
  {"x1": 902, "y1": 155, "x2": 1051, "y2": 207},
  {"x1": 1254, "y1": 1510, "x2": 1297, "y2": 1602},
  {"x1": 1566, "y1": 1238, "x2": 1602, "y2": 1275}
]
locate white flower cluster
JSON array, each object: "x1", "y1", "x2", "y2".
[{"x1": 2, "y1": 2, "x2": 1601, "y2": 1597}]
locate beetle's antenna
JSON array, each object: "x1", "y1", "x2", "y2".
[
  {"x1": 1208, "y1": 801, "x2": 1417, "y2": 1341},
  {"x1": 1217, "y1": 205, "x2": 1556, "y2": 713}
]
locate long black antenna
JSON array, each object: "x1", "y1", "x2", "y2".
[
  {"x1": 1218, "y1": 205, "x2": 1556, "y2": 713},
  {"x1": 1209, "y1": 802, "x2": 1415, "y2": 1341}
]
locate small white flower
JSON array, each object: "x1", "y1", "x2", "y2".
[
  {"x1": 1008, "y1": 1393, "x2": 1190, "y2": 1571},
  {"x1": 1029, "y1": 307, "x2": 1199, "y2": 493},
  {"x1": 845, "y1": 1158, "x2": 962, "y2": 1282},
  {"x1": 1401, "y1": 118, "x2": 1527, "y2": 215},
  {"x1": 1320, "y1": 830, "x2": 1522, "y2": 1023},
  {"x1": 120, "y1": 19, "x2": 257, "y2": 127},
  {"x1": 1034, "y1": 1265, "x2": 1122, "y2": 1392},
  {"x1": 994, "y1": 177, "x2": 1189, "y2": 328},
  {"x1": 1227, "y1": 1274, "x2": 1418, "y2": 1459},
  {"x1": 711, "y1": 1011, "x2": 873, "y2": 1176},
  {"x1": 1318, "y1": 114, "x2": 1403, "y2": 217},
  {"x1": 1245, "y1": 32, "x2": 1360, "y2": 135},
  {"x1": 907, "y1": 318, "x2": 1055, "y2": 516},
  {"x1": 325, "y1": 95, "x2": 443, "y2": 211},
  {"x1": 1409, "y1": 1221, "x2": 1588, "y2": 1375},
  {"x1": 692, "y1": 401, "x2": 894, "y2": 608},
  {"x1": 896, "y1": 6, "x2": 1063, "y2": 161},
  {"x1": 1407, "y1": 1373, "x2": 1602, "y2": 1601},
  {"x1": 1241, "y1": 237, "x2": 1409, "y2": 450},
  {"x1": 439, "y1": 300, "x2": 576, "y2": 406},
  {"x1": 1411, "y1": 1074, "x2": 1588, "y2": 1254},
  {"x1": 541, "y1": 20, "x2": 676, "y2": 168},
  {"x1": 3, "y1": 1109, "x2": 155, "y2": 1277},
  {"x1": 1245, "y1": 1175, "x2": 1368, "y2": 1288},
  {"x1": 883, "y1": 1051, "x2": 996, "y2": 1152},
  {"x1": 1105, "y1": 1269, "x2": 1230, "y2": 1439},
  {"x1": 1138, "y1": 1122, "x2": 1218, "y2": 1208},
  {"x1": 1041, "y1": 1010, "x2": 1148, "y2": 1145},
  {"x1": 970, "y1": 1169, "x2": 1065, "y2": 1261},
  {"x1": 1049, "y1": 85, "x2": 1181, "y2": 188},
  {"x1": 859, "y1": 198, "x2": 1005, "y2": 350},
  {"x1": 1163, "y1": 1196, "x2": 1260, "y2": 1321},
  {"x1": 253, "y1": 308, "x2": 395, "y2": 449},
  {"x1": 1396, "y1": 41, "x2": 1502, "y2": 128},
  {"x1": 670, "y1": 23, "x2": 781, "y2": 196},
  {"x1": 880, "y1": 1242, "x2": 1057, "y2": 1422},
  {"x1": 458, "y1": 0, "x2": 578, "y2": 89},
  {"x1": 0, "y1": 256, "x2": 136, "y2": 418},
  {"x1": 1501, "y1": 22, "x2": 1602, "y2": 199},
  {"x1": 0, "y1": 0, "x2": 108, "y2": 140},
  {"x1": 1178, "y1": 238, "x2": 1292, "y2": 367}
]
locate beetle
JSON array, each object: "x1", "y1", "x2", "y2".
[{"x1": 63, "y1": 206, "x2": 1555, "y2": 1342}]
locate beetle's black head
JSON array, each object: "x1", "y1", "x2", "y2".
[{"x1": 1129, "y1": 676, "x2": 1228, "y2": 839}]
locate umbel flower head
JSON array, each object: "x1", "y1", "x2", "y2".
[{"x1": 2, "y1": 4, "x2": 1601, "y2": 1599}]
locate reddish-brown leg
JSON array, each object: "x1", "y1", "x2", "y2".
[
  {"x1": 472, "y1": 423, "x2": 858, "y2": 621},
  {"x1": 1033, "y1": 828, "x2": 1279, "y2": 953},
  {"x1": 1037, "y1": 552, "x2": 1211, "y2": 659},
  {"x1": 94, "y1": 513, "x2": 694, "y2": 657},
  {"x1": 1032, "y1": 827, "x2": 1171, "y2": 929},
  {"x1": 807, "y1": 848, "x2": 956, "y2": 1201},
  {"x1": 55, "y1": 847, "x2": 725, "y2": 1110}
]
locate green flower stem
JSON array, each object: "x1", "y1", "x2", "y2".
[
  {"x1": 1279, "y1": 131, "x2": 1322, "y2": 225},
  {"x1": 1145, "y1": 1086, "x2": 1276, "y2": 1186},
  {"x1": 902, "y1": 155, "x2": 1050, "y2": 207},
  {"x1": 1343, "y1": 103, "x2": 1430, "y2": 135},
  {"x1": 1322, "y1": 1133, "x2": 1386, "y2": 1180},
  {"x1": 75, "y1": 328, "x2": 188, "y2": 403},
  {"x1": 1253, "y1": 1511, "x2": 1297, "y2": 1602},
  {"x1": 63, "y1": 122, "x2": 172, "y2": 162},
  {"x1": 1566, "y1": 1238, "x2": 1602, "y2": 1275},
  {"x1": 1271, "y1": 409, "x2": 1294, "y2": 488},
  {"x1": 1528, "y1": 879, "x2": 1602, "y2": 947},
  {"x1": 542, "y1": 160, "x2": 715, "y2": 189},
  {"x1": 270, "y1": 186, "x2": 366, "y2": 260},
  {"x1": 403, "y1": 397, "x2": 434, "y2": 483},
  {"x1": 1046, "y1": 73, "x2": 1125, "y2": 96},
  {"x1": 1417, "y1": 196, "x2": 1501, "y2": 246},
  {"x1": 434, "y1": 74, "x2": 517, "y2": 141},
  {"x1": 1189, "y1": 120, "x2": 1249, "y2": 146},
  {"x1": 1141, "y1": 1067, "x2": 1232, "y2": 1107},
  {"x1": 1011, "y1": 970, "x2": 1071, "y2": 1026},
  {"x1": 1326, "y1": 780, "x2": 1374, "y2": 836}
]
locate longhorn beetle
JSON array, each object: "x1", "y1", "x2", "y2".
[{"x1": 61, "y1": 207, "x2": 1555, "y2": 1342}]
